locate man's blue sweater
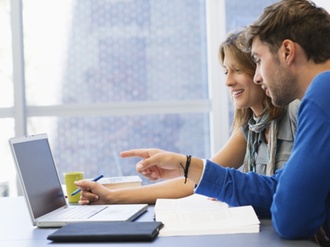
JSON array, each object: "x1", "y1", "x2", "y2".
[{"x1": 196, "y1": 71, "x2": 330, "y2": 240}]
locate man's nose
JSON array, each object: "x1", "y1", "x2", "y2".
[{"x1": 253, "y1": 70, "x2": 262, "y2": 85}]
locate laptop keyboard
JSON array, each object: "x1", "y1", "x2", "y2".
[{"x1": 53, "y1": 205, "x2": 108, "y2": 219}]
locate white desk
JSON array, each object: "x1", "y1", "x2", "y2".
[{"x1": 0, "y1": 197, "x2": 318, "y2": 247}]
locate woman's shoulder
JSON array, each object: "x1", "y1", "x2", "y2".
[
  {"x1": 240, "y1": 122, "x2": 250, "y2": 140},
  {"x1": 287, "y1": 99, "x2": 301, "y2": 119},
  {"x1": 277, "y1": 99, "x2": 301, "y2": 140}
]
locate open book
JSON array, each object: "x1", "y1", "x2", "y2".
[{"x1": 154, "y1": 194, "x2": 260, "y2": 236}]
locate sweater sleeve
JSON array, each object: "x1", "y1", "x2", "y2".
[
  {"x1": 195, "y1": 160, "x2": 280, "y2": 217},
  {"x1": 271, "y1": 97, "x2": 330, "y2": 239}
]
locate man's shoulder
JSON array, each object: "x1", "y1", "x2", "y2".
[
  {"x1": 304, "y1": 71, "x2": 330, "y2": 107},
  {"x1": 310, "y1": 71, "x2": 330, "y2": 89}
]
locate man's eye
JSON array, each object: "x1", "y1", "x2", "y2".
[{"x1": 252, "y1": 55, "x2": 260, "y2": 64}]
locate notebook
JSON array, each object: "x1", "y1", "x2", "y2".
[{"x1": 9, "y1": 133, "x2": 148, "y2": 228}]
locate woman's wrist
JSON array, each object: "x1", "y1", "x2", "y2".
[
  {"x1": 178, "y1": 155, "x2": 192, "y2": 183},
  {"x1": 178, "y1": 156, "x2": 204, "y2": 185}
]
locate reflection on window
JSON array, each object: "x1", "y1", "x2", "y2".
[
  {"x1": 23, "y1": 0, "x2": 210, "y2": 183},
  {"x1": 0, "y1": 0, "x2": 13, "y2": 107},
  {"x1": 28, "y1": 114, "x2": 210, "y2": 184},
  {"x1": 0, "y1": 119, "x2": 15, "y2": 196},
  {"x1": 23, "y1": 0, "x2": 208, "y2": 105},
  {"x1": 225, "y1": 0, "x2": 279, "y2": 31},
  {"x1": 0, "y1": 0, "x2": 14, "y2": 197}
]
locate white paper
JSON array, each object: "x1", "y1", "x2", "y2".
[{"x1": 155, "y1": 194, "x2": 260, "y2": 236}]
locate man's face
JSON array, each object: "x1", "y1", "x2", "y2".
[{"x1": 251, "y1": 36, "x2": 297, "y2": 106}]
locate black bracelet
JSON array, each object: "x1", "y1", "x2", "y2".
[{"x1": 180, "y1": 155, "x2": 192, "y2": 184}]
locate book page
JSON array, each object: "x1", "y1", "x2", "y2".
[
  {"x1": 155, "y1": 194, "x2": 260, "y2": 236},
  {"x1": 155, "y1": 194, "x2": 228, "y2": 211}
]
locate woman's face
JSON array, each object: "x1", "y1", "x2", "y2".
[{"x1": 223, "y1": 52, "x2": 265, "y2": 116}]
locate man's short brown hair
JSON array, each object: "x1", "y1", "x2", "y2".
[{"x1": 241, "y1": 0, "x2": 330, "y2": 63}]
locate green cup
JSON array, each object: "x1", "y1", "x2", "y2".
[{"x1": 64, "y1": 171, "x2": 84, "y2": 203}]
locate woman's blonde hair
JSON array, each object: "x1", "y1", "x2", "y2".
[{"x1": 219, "y1": 29, "x2": 285, "y2": 130}]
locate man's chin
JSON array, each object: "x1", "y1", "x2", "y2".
[
  {"x1": 271, "y1": 100, "x2": 282, "y2": 107},
  {"x1": 271, "y1": 97, "x2": 292, "y2": 107}
]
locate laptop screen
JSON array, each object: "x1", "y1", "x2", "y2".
[{"x1": 10, "y1": 135, "x2": 66, "y2": 219}]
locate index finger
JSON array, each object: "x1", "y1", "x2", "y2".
[
  {"x1": 120, "y1": 149, "x2": 151, "y2": 159},
  {"x1": 74, "y1": 179, "x2": 97, "y2": 191}
]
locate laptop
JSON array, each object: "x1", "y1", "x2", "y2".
[{"x1": 9, "y1": 133, "x2": 148, "y2": 228}]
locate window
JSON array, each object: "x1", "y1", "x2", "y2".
[
  {"x1": 0, "y1": 0, "x2": 14, "y2": 196},
  {"x1": 2, "y1": 0, "x2": 224, "y2": 196},
  {"x1": 3, "y1": 0, "x2": 328, "y2": 197},
  {"x1": 23, "y1": 0, "x2": 212, "y2": 187}
]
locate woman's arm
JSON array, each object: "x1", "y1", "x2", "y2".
[
  {"x1": 75, "y1": 177, "x2": 195, "y2": 205},
  {"x1": 211, "y1": 128, "x2": 246, "y2": 168},
  {"x1": 126, "y1": 149, "x2": 277, "y2": 217},
  {"x1": 76, "y1": 129, "x2": 247, "y2": 205}
]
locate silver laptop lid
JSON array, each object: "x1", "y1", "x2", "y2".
[{"x1": 9, "y1": 134, "x2": 67, "y2": 225}]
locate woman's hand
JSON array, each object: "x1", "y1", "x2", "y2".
[{"x1": 74, "y1": 180, "x2": 113, "y2": 205}]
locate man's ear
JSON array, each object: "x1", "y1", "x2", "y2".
[{"x1": 281, "y1": 39, "x2": 296, "y2": 65}]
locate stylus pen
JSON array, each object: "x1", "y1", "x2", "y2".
[{"x1": 70, "y1": 174, "x2": 104, "y2": 196}]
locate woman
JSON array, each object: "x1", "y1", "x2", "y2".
[{"x1": 75, "y1": 30, "x2": 299, "y2": 205}]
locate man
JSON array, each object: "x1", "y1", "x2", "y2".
[
  {"x1": 79, "y1": 0, "x2": 330, "y2": 244},
  {"x1": 243, "y1": 0, "x2": 330, "y2": 243}
]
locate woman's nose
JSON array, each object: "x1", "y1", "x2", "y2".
[{"x1": 225, "y1": 73, "x2": 235, "y2": 87}]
